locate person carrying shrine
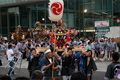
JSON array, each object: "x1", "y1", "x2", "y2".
[
  {"x1": 61, "y1": 47, "x2": 76, "y2": 80},
  {"x1": 27, "y1": 48, "x2": 40, "y2": 77},
  {"x1": 41, "y1": 49, "x2": 60, "y2": 80}
]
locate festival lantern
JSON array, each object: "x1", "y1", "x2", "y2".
[
  {"x1": 48, "y1": 0, "x2": 64, "y2": 22},
  {"x1": 57, "y1": 19, "x2": 62, "y2": 25},
  {"x1": 48, "y1": 0, "x2": 64, "y2": 79}
]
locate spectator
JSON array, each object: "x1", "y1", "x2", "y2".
[
  {"x1": 0, "y1": 41, "x2": 3, "y2": 66},
  {"x1": 49, "y1": 77, "x2": 62, "y2": 80},
  {"x1": 86, "y1": 42, "x2": 91, "y2": 51},
  {"x1": 104, "y1": 52, "x2": 120, "y2": 80},
  {"x1": 0, "y1": 74, "x2": 12, "y2": 80},
  {"x1": 99, "y1": 39, "x2": 106, "y2": 61},
  {"x1": 111, "y1": 39, "x2": 117, "y2": 53},
  {"x1": 31, "y1": 70, "x2": 43, "y2": 80},
  {"x1": 106, "y1": 40, "x2": 112, "y2": 60},
  {"x1": 71, "y1": 72, "x2": 87, "y2": 80},
  {"x1": 91, "y1": 40, "x2": 96, "y2": 60},
  {"x1": 14, "y1": 77, "x2": 30, "y2": 80}
]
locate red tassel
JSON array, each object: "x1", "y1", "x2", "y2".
[
  {"x1": 10, "y1": 32, "x2": 11, "y2": 34},
  {"x1": 50, "y1": 32, "x2": 54, "y2": 42},
  {"x1": 66, "y1": 32, "x2": 70, "y2": 42}
]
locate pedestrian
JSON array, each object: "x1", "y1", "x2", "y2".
[{"x1": 6, "y1": 45, "x2": 18, "y2": 76}]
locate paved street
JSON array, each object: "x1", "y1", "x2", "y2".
[{"x1": 0, "y1": 57, "x2": 111, "y2": 80}]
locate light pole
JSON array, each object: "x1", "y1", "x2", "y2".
[
  {"x1": 42, "y1": 18, "x2": 46, "y2": 29},
  {"x1": 83, "y1": 9, "x2": 87, "y2": 37},
  {"x1": 112, "y1": 0, "x2": 113, "y2": 26}
]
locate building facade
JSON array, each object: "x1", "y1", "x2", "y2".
[{"x1": 0, "y1": 0, "x2": 120, "y2": 38}]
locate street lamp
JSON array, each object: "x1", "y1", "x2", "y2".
[
  {"x1": 42, "y1": 18, "x2": 46, "y2": 28},
  {"x1": 83, "y1": 9, "x2": 87, "y2": 37},
  {"x1": 84, "y1": 9, "x2": 87, "y2": 13},
  {"x1": 42, "y1": 18, "x2": 45, "y2": 21}
]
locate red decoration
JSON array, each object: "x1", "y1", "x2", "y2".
[
  {"x1": 57, "y1": 19, "x2": 62, "y2": 26},
  {"x1": 117, "y1": 19, "x2": 120, "y2": 23},
  {"x1": 55, "y1": 26, "x2": 66, "y2": 33},
  {"x1": 50, "y1": 32, "x2": 54, "y2": 42},
  {"x1": 50, "y1": 2, "x2": 63, "y2": 15},
  {"x1": 66, "y1": 32, "x2": 70, "y2": 42},
  {"x1": 53, "y1": 55, "x2": 55, "y2": 57},
  {"x1": 27, "y1": 32, "x2": 28, "y2": 34},
  {"x1": 10, "y1": 32, "x2": 11, "y2": 34},
  {"x1": 57, "y1": 39, "x2": 63, "y2": 47},
  {"x1": 82, "y1": 45, "x2": 85, "y2": 48}
]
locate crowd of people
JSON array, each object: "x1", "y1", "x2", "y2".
[{"x1": 0, "y1": 37, "x2": 120, "y2": 80}]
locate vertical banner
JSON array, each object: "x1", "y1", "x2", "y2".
[{"x1": 48, "y1": 0, "x2": 64, "y2": 22}]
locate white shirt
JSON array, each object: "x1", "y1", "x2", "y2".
[
  {"x1": 48, "y1": 59, "x2": 52, "y2": 63},
  {"x1": 7, "y1": 49, "x2": 14, "y2": 61}
]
